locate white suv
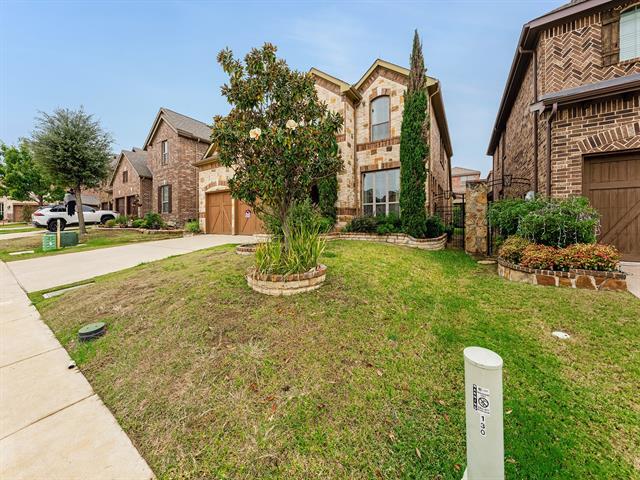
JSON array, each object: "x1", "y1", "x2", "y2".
[{"x1": 32, "y1": 205, "x2": 118, "y2": 231}]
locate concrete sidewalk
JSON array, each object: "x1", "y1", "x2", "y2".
[
  {"x1": 0, "y1": 262, "x2": 154, "y2": 479},
  {"x1": 8, "y1": 234, "x2": 256, "y2": 292},
  {"x1": 0, "y1": 230, "x2": 44, "y2": 241},
  {"x1": 621, "y1": 262, "x2": 640, "y2": 299}
]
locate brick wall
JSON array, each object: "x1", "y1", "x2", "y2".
[
  {"x1": 493, "y1": 2, "x2": 640, "y2": 201},
  {"x1": 146, "y1": 120, "x2": 209, "y2": 225}
]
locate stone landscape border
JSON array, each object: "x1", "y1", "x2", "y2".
[
  {"x1": 238, "y1": 232, "x2": 448, "y2": 255},
  {"x1": 97, "y1": 227, "x2": 183, "y2": 235},
  {"x1": 497, "y1": 258, "x2": 627, "y2": 292},
  {"x1": 246, "y1": 264, "x2": 327, "y2": 296}
]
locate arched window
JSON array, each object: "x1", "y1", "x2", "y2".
[
  {"x1": 620, "y1": 5, "x2": 640, "y2": 61},
  {"x1": 370, "y1": 96, "x2": 390, "y2": 141}
]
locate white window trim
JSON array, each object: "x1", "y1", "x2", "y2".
[
  {"x1": 620, "y1": 5, "x2": 640, "y2": 61},
  {"x1": 370, "y1": 96, "x2": 391, "y2": 142},
  {"x1": 161, "y1": 140, "x2": 169, "y2": 165},
  {"x1": 161, "y1": 185, "x2": 170, "y2": 213},
  {"x1": 362, "y1": 168, "x2": 400, "y2": 216}
]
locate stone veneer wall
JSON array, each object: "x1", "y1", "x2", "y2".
[
  {"x1": 497, "y1": 259, "x2": 627, "y2": 291},
  {"x1": 246, "y1": 264, "x2": 327, "y2": 296},
  {"x1": 464, "y1": 180, "x2": 489, "y2": 256},
  {"x1": 197, "y1": 160, "x2": 234, "y2": 230}
]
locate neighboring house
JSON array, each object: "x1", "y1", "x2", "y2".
[
  {"x1": 195, "y1": 58, "x2": 453, "y2": 234},
  {"x1": 0, "y1": 196, "x2": 39, "y2": 222},
  {"x1": 452, "y1": 166, "x2": 482, "y2": 201},
  {"x1": 109, "y1": 148, "x2": 153, "y2": 217},
  {"x1": 487, "y1": 0, "x2": 640, "y2": 260},
  {"x1": 142, "y1": 108, "x2": 211, "y2": 226}
]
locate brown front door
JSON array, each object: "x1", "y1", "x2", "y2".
[
  {"x1": 583, "y1": 152, "x2": 640, "y2": 261},
  {"x1": 13, "y1": 205, "x2": 24, "y2": 222},
  {"x1": 115, "y1": 197, "x2": 125, "y2": 216},
  {"x1": 126, "y1": 196, "x2": 137, "y2": 217},
  {"x1": 205, "y1": 191, "x2": 232, "y2": 234},
  {"x1": 235, "y1": 200, "x2": 263, "y2": 235}
]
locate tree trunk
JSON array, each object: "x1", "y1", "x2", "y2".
[
  {"x1": 37, "y1": 195, "x2": 44, "y2": 206},
  {"x1": 76, "y1": 185, "x2": 87, "y2": 236}
]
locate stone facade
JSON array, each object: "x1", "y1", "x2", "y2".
[
  {"x1": 490, "y1": 1, "x2": 640, "y2": 200},
  {"x1": 464, "y1": 180, "x2": 489, "y2": 256},
  {"x1": 246, "y1": 264, "x2": 327, "y2": 296},
  {"x1": 145, "y1": 116, "x2": 210, "y2": 226},
  {"x1": 196, "y1": 158, "x2": 233, "y2": 230},
  {"x1": 313, "y1": 60, "x2": 453, "y2": 224}
]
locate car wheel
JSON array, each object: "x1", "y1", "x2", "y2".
[
  {"x1": 47, "y1": 219, "x2": 66, "y2": 232},
  {"x1": 100, "y1": 215, "x2": 115, "y2": 224}
]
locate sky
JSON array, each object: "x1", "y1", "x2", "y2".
[{"x1": 0, "y1": 0, "x2": 561, "y2": 176}]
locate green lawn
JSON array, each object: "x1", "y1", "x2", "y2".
[
  {"x1": 0, "y1": 228, "x2": 179, "y2": 262},
  {"x1": 32, "y1": 242, "x2": 640, "y2": 479}
]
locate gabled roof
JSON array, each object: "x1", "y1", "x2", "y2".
[
  {"x1": 109, "y1": 148, "x2": 152, "y2": 186},
  {"x1": 452, "y1": 166, "x2": 481, "y2": 176},
  {"x1": 487, "y1": 0, "x2": 624, "y2": 155},
  {"x1": 310, "y1": 59, "x2": 452, "y2": 157},
  {"x1": 143, "y1": 107, "x2": 211, "y2": 149}
]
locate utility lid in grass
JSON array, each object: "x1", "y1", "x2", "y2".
[{"x1": 78, "y1": 322, "x2": 106, "y2": 342}]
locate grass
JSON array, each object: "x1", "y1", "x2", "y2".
[
  {"x1": 0, "y1": 228, "x2": 179, "y2": 262},
  {"x1": 0, "y1": 227, "x2": 40, "y2": 234},
  {"x1": 32, "y1": 242, "x2": 640, "y2": 479}
]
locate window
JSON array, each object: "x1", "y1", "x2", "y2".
[
  {"x1": 362, "y1": 168, "x2": 400, "y2": 216},
  {"x1": 161, "y1": 140, "x2": 169, "y2": 165},
  {"x1": 122, "y1": 169, "x2": 128, "y2": 183},
  {"x1": 620, "y1": 5, "x2": 640, "y2": 61},
  {"x1": 160, "y1": 185, "x2": 170, "y2": 213},
  {"x1": 0, "y1": 202, "x2": 4, "y2": 219},
  {"x1": 370, "y1": 96, "x2": 390, "y2": 141}
]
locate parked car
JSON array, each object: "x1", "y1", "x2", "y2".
[{"x1": 32, "y1": 205, "x2": 117, "y2": 231}]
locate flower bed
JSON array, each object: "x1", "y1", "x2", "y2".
[
  {"x1": 497, "y1": 258, "x2": 627, "y2": 291},
  {"x1": 246, "y1": 264, "x2": 327, "y2": 296},
  {"x1": 324, "y1": 232, "x2": 447, "y2": 251},
  {"x1": 97, "y1": 226, "x2": 182, "y2": 235},
  {"x1": 236, "y1": 244, "x2": 256, "y2": 255}
]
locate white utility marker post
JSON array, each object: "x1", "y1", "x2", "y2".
[{"x1": 462, "y1": 346, "x2": 504, "y2": 480}]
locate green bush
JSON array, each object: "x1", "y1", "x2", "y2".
[
  {"x1": 255, "y1": 216, "x2": 326, "y2": 275},
  {"x1": 131, "y1": 219, "x2": 145, "y2": 228},
  {"x1": 142, "y1": 213, "x2": 165, "y2": 230},
  {"x1": 517, "y1": 197, "x2": 599, "y2": 247},
  {"x1": 497, "y1": 236, "x2": 531, "y2": 264},
  {"x1": 105, "y1": 219, "x2": 116, "y2": 228},
  {"x1": 317, "y1": 216, "x2": 335, "y2": 234},
  {"x1": 264, "y1": 199, "x2": 329, "y2": 237},
  {"x1": 520, "y1": 244, "x2": 559, "y2": 270},
  {"x1": 115, "y1": 215, "x2": 128, "y2": 226},
  {"x1": 317, "y1": 176, "x2": 338, "y2": 221},
  {"x1": 488, "y1": 197, "x2": 546, "y2": 238},
  {"x1": 556, "y1": 243, "x2": 620, "y2": 272},
  {"x1": 343, "y1": 215, "x2": 378, "y2": 233},
  {"x1": 185, "y1": 220, "x2": 201, "y2": 233},
  {"x1": 424, "y1": 215, "x2": 445, "y2": 238}
]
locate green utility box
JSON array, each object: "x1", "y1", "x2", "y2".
[
  {"x1": 42, "y1": 233, "x2": 58, "y2": 251},
  {"x1": 42, "y1": 231, "x2": 78, "y2": 251}
]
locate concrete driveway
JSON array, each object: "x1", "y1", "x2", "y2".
[
  {"x1": 7, "y1": 234, "x2": 255, "y2": 292},
  {"x1": 621, "y1": 262, "x2": 640, "y2": 299}
]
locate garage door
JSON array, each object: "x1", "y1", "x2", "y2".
[
  {"x1": 583, "y1": 152, "x2": 640, "y2": 261},
  {"x1": 235, "y1": 200, "x2": 263, "y2": 235},
  {"x1": 13, "y1": 205, "x2": 24, "y2": 222},
  {"x1": 205, "y1": 192, "x2": 232, "y2": 234}
]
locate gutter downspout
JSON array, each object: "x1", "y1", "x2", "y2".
[
  {"x1": 519, "y1": 47, "x2": 539, "y2": 194},
  {"x1": 545, "y1": 102, "x2": 558, "y2": 197}
]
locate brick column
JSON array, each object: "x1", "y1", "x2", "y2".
[{"x1": 465, "y1": 180, "x2": 489, "y2": 256}]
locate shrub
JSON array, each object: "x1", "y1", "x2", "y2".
[
  {"x1": 343, "y1": 215, "x2": 378, "y2": 233},
  {"x1": 255, "y1": 218, "x2": 325, "y2": 275},
  {"x1": 317, "y1": 176, "x2": 338, "y2": 221},
  {"x1": 488, "y1": 197, "x2": 547, "y2": 238},
  {"x1": 517, "y1": 196, "x2": 599, "y2": 247},
  {"x1": 520, "y1": 244, "x2": 559, "y2": 270},
  {"x1": 105, "y1": 219, "x2": 116, "y2": 228},
  {"x1": 142, "y1": 212, "x2": 164, "y2": 230},
  {"x1": 497, "y1": 235, "x2": 531, "y2": 264},
  {"x1": 556, "y1": 243, "x2": 620, "y2": 272},
  {"x1": 424, "y1": 215, "x2": 445, "y2": 238},
  {"x1": 115, "y1": 215, "x2": 128, "y2": 226},
  {"x1": 185, "y1": 220, "x2": 201, "y2": 233},
  {"x1": 131, "y1": 218, "x2": 145, "y2": 228},
  {"x1": 21, "y1": 205, "x2": 37, "y2": 223},
  {"x1": 317, "y1": 216, "x2": 335, "y2": 234}
]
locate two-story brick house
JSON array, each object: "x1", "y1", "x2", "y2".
[
  {"x1": 109, "y1": 148, "x2": 153, "y2": 217},
  {"x1": 196, "y1": 59, "x2": 453, "y2": 234},
  {"x1": 142, "y1": 108, "x2": 211, "y2": 225},
  {"x1": 452, "y1": 166, "x2": 482, "y2": 202},
  {"x1": 488, "y1": 0, "x2": 640, "y2": 259}
]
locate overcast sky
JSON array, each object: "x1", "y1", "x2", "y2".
[{"x1": 0, "y1": 0, "x2": 561, "y2": 176}]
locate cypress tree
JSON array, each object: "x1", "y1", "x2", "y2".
[{"x1": 399, "y1": 30, "x2": 429, "y2": 238}]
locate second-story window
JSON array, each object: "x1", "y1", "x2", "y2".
[
  {"x1": 161, "y1": 140, "x2": 169, "y2": 165},
  {"x1": 620, "y1": 5, "x2": 640, "y2": 61},
  {"x1": 371, "y1": 96, "x2": 390, "y2": 142},
  {"x1": 122, "y1": 169, "x2": 128, "y2": 183}
]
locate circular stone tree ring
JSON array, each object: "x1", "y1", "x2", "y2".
[{"x1": 78, "y1": 322, "x2": 107, "y2": 342}]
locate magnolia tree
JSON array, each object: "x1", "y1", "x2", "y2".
[{"x1": 211, "y1": 43, "x2": 343, "y2": 245}]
